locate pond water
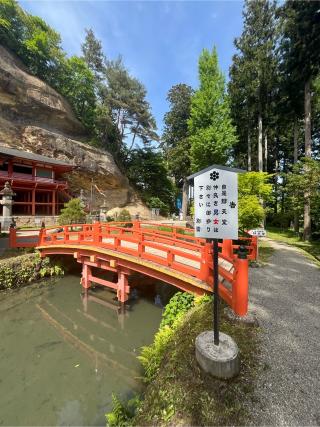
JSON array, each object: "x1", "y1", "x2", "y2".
[{"x1": 0, "y1": 276, "x2": 163, "y2": 426}]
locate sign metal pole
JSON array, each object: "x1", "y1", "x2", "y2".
[{"x1": 213, "y1": 238, "x2": 219, "y2": 345}]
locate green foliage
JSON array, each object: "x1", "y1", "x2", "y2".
[
  {"x1": 58, "y1": 198, "x2": 86, "y2": 225},
  {"x1": 238, "y1": 172, "x2": 273, "y2": 200},
  {"x1": 126, "y1": 147, "x2": 174, "y2": 212},
  {"x1": 238, "y1": 172, "x2": 272, "y2": 230},
  {"x1": 58, "y1": 56, "x2": 96, "y2": 130},
  {"x1": 162, "y1": 84, "x2": 193, "y2": 182},
  {"x1": 229, "y1": 0, "x2": 279, "y2": 170},
  {"x1": 0, "y1": 252, "x2": 63, "y2": 290},
  {"x1": 81, "y1": 28, "x2": 105, "y2": 78},
  {"x1": 160, "y1": 292, "x2": 195, "y2": 329},
  {"x1": 117, "y1": 209, "x2": 131, "y2": 222},
  {"x1": 138, "y1": 292, "x2": 209, "y2": 382},
  {"x1": 146, "y1": 197, "x2": 169, "y2": 217},
  {"x1": 106, "y1": 393, "x2": 140, "y2": 427},
  {"x1": 238, "y1": 196, "x2": 265, "y2": 231},
  {"x1": 285, "y1": 158, "x2": 320, "y2": 233},
  {"x1": 188, "y1": 47, "x2": 237, "y2": 171},
  {"x1": 138, "y1": 324, "x2": 175, "y2": 382}
]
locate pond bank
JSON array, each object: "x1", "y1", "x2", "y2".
[
  {"x1": 0, "y1": 252, "x2": 64, "y2": 290},
  {"x1": 107, "y1": 295, "x2": 260, "y2": 426}
]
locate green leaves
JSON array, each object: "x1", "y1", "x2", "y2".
[
  {"x1": 238, "y1": 172, "x2": 272, "y2": 230},
  {"x1": 188, "y1": 47, "x2": 237, "y2": 171},
  {"x1": 58, "y1": 198, "x2": 86, "y2": 225},
  {"x1": 162, "y1": 84, "x2": 193, "y2": 182}
]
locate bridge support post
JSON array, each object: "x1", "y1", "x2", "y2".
[
  {"x1": 117, "y1": 271, "x2": 129, "y2": 303},
  {"x1": 81, "y1": 263, "x2": 92, "y2": 290},
  {"x1": 233, "y1": 246, "x2": 249, "y2": 316}
]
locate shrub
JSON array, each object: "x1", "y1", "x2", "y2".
[
  {"x1": 147, "y1": 197, "x2": 170, "y2": 216},
  {"x1": 138, "y1": 292, "x2": 205, "y2": 382},
  {"x1": 238, "y1": 195, "x2": 265, "y2": 231},
  {"x1": 59, "y1": 198, "x2": 86, "y2": 225},
  {"x1": 160, "y1": 292, "x2": 195, "y2": 328},
  {"x1": 238, "y1": 172, "x2": 272, "y2": 231},
  {"x1": 0, "y1": 252, "x2": 64, "y2": 290},
  {"x1": 106, "y1": 394, "x2": 140, "y2": 427},
  {"x1": 117, "y1": 209, "x2": 131, "y2": 222}
]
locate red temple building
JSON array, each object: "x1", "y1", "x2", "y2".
[{"x1": 0, "y1": 146, "x2": 74, "y2": 219}]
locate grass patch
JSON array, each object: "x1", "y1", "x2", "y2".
[
  {"x1": 133, "y1": 300, "x2": 260, "y2": 426},
  {"x1": 254, "y1": 239, "x2": 274, "y2": 265},
  {"x1": 0, "y1": 247, "x2": 34, "y2": 260},
  {"x1": 266, "y1": 227, "x2": 320, "y2": 262}
]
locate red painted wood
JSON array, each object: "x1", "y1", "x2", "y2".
[{"x1": 19, "y1": 221, "x2": 257, "y2": 316}]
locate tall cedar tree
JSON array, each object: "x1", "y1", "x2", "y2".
[
  {"x1": 229, "y1": 0, "x2": 279, "y2": 172},
  {"x1": 281, "y1": 1, "x2": 320, "y2": 240},
  {"x1": 162, "y1": 84, "x2": 193, "y2": 219},
  {"x1": 81, "y1": 28, "x2": 105, "y2": 79},
  {"x1": 188, "y1": 47, "x2": 236, "y2": 172}
]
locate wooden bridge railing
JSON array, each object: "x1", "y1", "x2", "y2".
[{"x1": 28, "y1": 221, "x2": 256, "y2": 316}]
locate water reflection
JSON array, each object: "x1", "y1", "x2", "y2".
[{"x1": 0, "y1": 276, "x2": 163, "y2": 426}]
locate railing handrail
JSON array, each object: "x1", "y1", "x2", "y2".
[{"x1": 14, "y1": 220, "x2": 254, "y2": 316}]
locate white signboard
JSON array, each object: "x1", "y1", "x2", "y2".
[
  {"x1": 248, "y1": 228, "x2": 266, "y2": 237},
  {"x1": 194, "y1": 167, "x2": 238, "y2": 239}
]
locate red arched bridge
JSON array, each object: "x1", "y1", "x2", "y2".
[{"x1": 10, "y1": 222, "x2": 257, "y2": 316}]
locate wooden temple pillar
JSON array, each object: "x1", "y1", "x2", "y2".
[
  {"x1": 52, "y1": 190, "x2": 56, "y2": 216},
  {"x1": 31, "y1": 188, "x2": 36, "y2": 216}
]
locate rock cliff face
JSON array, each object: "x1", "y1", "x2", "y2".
[{"x1": 0, "y1": 45, "x2": 148, "y2": 216}]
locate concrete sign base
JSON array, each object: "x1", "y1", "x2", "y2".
[{"x1": 195, "y1": 331, "x2": 240, "y2": 379}]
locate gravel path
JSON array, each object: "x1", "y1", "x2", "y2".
[{"x1": 249, "y1": 238, "x2": 320, "y2": 426}]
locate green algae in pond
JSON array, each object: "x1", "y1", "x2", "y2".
[{"x1": 0, "y1": 276, "x2": 162, "y2": 426}]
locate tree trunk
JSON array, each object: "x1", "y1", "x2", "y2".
[
  {"x1": 258, "y1": 113, "x2": 263, "y2": 172},
  {"x1": 182, "y1": 178, "x2": 188, "y2": 221},
  {"x1": 293, "y1": 117, "x2": 298, "y2": 163},
  {"x1": 274, "y1": 154, "x2": 278, "y2": 215},
  {"x1": 303, "y1": 78, "x2": 312, "y2": 241},
  {"x1": 293, "y1": 117, "x2": 299, "y2": 232},
  {"x1": 247, "y1": 131, "x2": 251, "y2": 171},
  {"x1": 264, "y1": 132, "x2": 268, "y2": 172}
]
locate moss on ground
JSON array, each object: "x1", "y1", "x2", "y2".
[{"x1": 133, "y1": 300, "x2": 260, "y2": 426}]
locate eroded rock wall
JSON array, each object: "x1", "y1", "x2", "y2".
[{"x1": 0, "y1": 45, "x2": 148, "y2": 215}]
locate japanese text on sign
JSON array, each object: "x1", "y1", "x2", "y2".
[{"x1": 194, "y1": 168, "x2": 238, "y2": 239}]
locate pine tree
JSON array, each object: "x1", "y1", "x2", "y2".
[
  {"x1": 188, "y1": 47, "x2": 236, "y2": 172},
  {"x1": 81, "y1": 28, "x2": 105, "y2": 79}
]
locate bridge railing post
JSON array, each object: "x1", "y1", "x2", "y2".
[
  {"x1": 167, "y1": 249, "x2": 174, "y2": 267},
  {"x1": 199, "y1": 242, "x2": 211, "y2": 282},
  {"x1": 38, "y1": 227, "x2": 44, "y2": 245},
  {"x1": 64, "y1": 226, "x2": 69, "y2": 243},
  {"x1": 221, "y1": 239, "x2": 233, "y2": 259},
  {"x1": 9, "y1": 226, "x2": 17, "y2": 248},
  {"x1": 232, "y1": 245, "x2": 249, "y2": 316},
  {"x1": 138, "y1": 232, "x2": 144, "y2": 257}
]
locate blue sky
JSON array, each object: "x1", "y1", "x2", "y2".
[{"x1": 19, "y1": 1, "x2": 244, "y2": 134}]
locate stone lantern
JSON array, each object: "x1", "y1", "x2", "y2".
[
  {"x1": 79, "y1": 189, "x2": 86, "y2": 208},
  {"x1": 99, "y1": 200, "x2": 108, "y2": 222},
  {"x1": 0, "y1": 182, "x2": 16, "y2": 231}
]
